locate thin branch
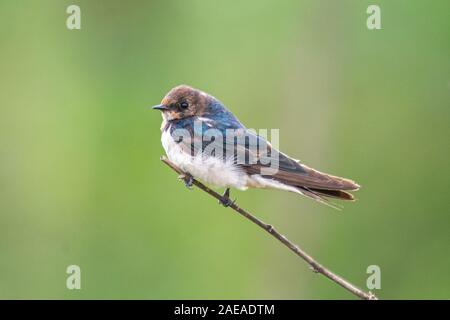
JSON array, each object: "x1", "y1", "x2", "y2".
[{"x1": 160, "y1": 156, "x2": 378, "y2": 300}]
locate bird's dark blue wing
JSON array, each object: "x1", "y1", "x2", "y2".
[
  {"x1": 168, "y1": 115, "x2": 359, "y2": 196},
  {"x1": 168, "y1": 116, "x2": 299, "y2": 169}
]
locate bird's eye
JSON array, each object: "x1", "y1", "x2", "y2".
[{"x1": 180, "y1": 101, "x2": 189, "y2": 109}]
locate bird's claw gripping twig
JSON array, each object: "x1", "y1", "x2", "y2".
[
  {"x1": 178, "y1": 173, "x2": 193, "y2": 189},
  {"x1": 219, "y1": 188, "x2": 236, "y2": 207}
]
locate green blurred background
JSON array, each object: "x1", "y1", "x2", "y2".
[{"x1": 0, "y1": 0, "x2": 449, "y2": 299}]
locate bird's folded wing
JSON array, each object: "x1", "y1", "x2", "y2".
[{"x1": 171, "y1": 119, "x2": 359, "y2": 191}]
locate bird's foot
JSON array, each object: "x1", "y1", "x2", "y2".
[
  {"x1": 219, "y1": 188, "x2": 236, "y2": 207},
  {"x1": 178, "y1": 173, "x2": 194, "y2": 189}
]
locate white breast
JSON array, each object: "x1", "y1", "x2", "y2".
[{"x1": 161, "y1": 129, "x2": 248, "y2": 190}]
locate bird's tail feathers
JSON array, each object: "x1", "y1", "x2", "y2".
[{"x1": 297, "y1": 187, "x2": 351, "y2": 210}]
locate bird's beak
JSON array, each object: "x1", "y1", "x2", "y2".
[{"x1": 152, "y1": 104, "x2": 168, "y2": 111}]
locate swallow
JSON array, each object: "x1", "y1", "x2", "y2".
[{"x1": 153, "y1": 85, "x2": 360, "y2": 208}]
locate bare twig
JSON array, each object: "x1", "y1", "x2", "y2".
[{"x1": 160, "y1": 156, "x2": 378, "y2": 300}]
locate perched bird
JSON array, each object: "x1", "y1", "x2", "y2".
[{"x1": 153, "y1": 85, "x2": 360, "y2": 208}]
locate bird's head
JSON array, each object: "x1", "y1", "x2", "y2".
[{"x1": 152, "y1": 85, "x2": 214, "y2": 121}]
